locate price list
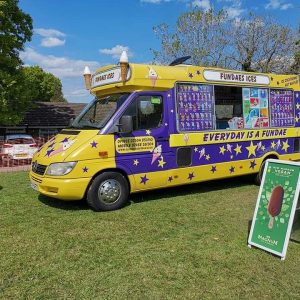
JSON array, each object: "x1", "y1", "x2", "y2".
[
  {"x1": 177, "y1": 84, "x2": 214, "y2": 132},
  {"x1": 270, "y1": 89, "x2": 294, "y2": 127}
]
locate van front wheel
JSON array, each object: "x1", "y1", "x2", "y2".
[{"x1": 87, "y1": 172, "x2": 129, "y2": 211}]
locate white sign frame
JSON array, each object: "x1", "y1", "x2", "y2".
[{"x1": 248, "y1": 159, "x2": 300, "y2": 260}]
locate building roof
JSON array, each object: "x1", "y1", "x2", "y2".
[{"x1": 19, "y1": 102, "x2": 86, "y2": 128}]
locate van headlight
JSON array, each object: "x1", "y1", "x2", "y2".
[{"x1": 46, "y1": 162, "x2": 77, "y2": 176}]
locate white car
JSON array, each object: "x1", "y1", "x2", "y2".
[{"x1": 1, "y1": 134, "x2": 38, "y2": 159}]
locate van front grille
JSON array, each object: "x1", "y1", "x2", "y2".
[{"x1": 32, "y1": 163, "x2": 47, "y2": 175}]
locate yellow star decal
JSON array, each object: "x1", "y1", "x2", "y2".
[
  {"x1": 219, "y1": 146, "x2": 226, "y2": 155},
  {"x1": 295, "y1": 116, "x2": 299, "y2": 123},
  {"x1": 146, "y1": 130, "x2": 151, "y2": 135},
  {"x1": 133, "y1": 159, "x2": 139, "y2": 166},
  {"x1": 281, "y1": 140, "x2": 290, "y2": 152},
  {"x1": 246, "y1": 141, "x2": 257, "y2": 158},
  {"x1": 271, "y1": 141, "x2": 276, "y2": 149},
  {"x1": 234, "y1": 144, "x2": 242, "y2": 155},
  {"x1": 194, "y1": 147, "x2": 198, "y2": 152},
  {"x1": 158, "y1": 156, "x2": 166, "y2": 168},
  {"x1": 261, "y1": 145, "x2": 266, "y2": 151},
  {"x1": 296, "y1": 102, "x2": 300, "y2": 110},
  {"x1": 205, "y1": 154, "x2": 210, "y2": 160}
]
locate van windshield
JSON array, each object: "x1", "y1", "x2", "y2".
[{"x1": 71, "y1": 93, "x2": 130, "y2": 129}]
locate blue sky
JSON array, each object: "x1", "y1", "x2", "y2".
[{"x1": 19, "y1": 0, "x2": 299, "y2": 103}]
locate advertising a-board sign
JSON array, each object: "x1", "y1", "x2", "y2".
[{"x1": 248, "y1": 159, "x2": 300, "y2": 260}]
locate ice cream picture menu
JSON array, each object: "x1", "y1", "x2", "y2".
[
  {"x1": 270, "y1": 89, "x2": 294, "y2": 127},
  {"x1": 176, "y1": 84, "x2": 214, "y2": 132}
]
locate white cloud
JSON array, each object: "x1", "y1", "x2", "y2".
[
  {"x1": 141, "y1": 0, "x2": 162, "y2": 3},
  {"x1": 99, "y1": 45, "x2": 133, "y2": 59},
  {"x1": 225, "y1": 6, "x2": 245, "y2": 18},
  {"x1": 41, "y1": 37, "x2": 65, "y2": 47},
  {"x1": 20, "y1": 48, "x2": 99, "y2": 78},
  {"x1": 35, "y1": 28, "x2": 66, "y2": 38},
  {"x1": 265, "y1": 0, "x2": 293, "y2": 10},
  {"x1": 192, "y1": 0, "x2": 211, "y2": 11},
  {"x1": 140, "y1": 0, "x2": 172, "y2": 3},
  {"x1": 35, "y1": 28, "x2": 66, "y2": 48},
  {"x1": 280, "y1": 3, "x2": 293, "y2": 9},
  {"x1": 69, "y1": 89, "x2": 89, "y2": 97}
]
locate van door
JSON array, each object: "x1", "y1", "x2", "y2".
[{"x1": 114, "y1": 91, "x2": 172, "y2": 191}]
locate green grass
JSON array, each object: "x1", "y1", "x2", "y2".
[{"x1": 0, "y1": 172, "x2": 299, "y2": 299}]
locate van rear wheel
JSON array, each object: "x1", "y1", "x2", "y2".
[{"x1": 87, "y1": 172, "x2": 129, "y2": 211}]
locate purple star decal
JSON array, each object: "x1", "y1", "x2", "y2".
[
  {"x1": 45, "y1": 148, "x2": 54, "y2": 157},
  {"x1": 140, "y1": 175, "x2": 149, "y2": 185},
  {"x1": 196, "y1": 70, "x2": 201, "y2": 75},
  {"x1": 211, "y1": 166, "x2": 217, "y2": 173},
  {"x1": 229, "y1": 166, "x2": 235, "y2": 173},
  {"x1": 90, "y1": 141, "x2": 98, "y2": 148},
  {"x1": 82, "y1": 166, "x2": 88, "y2": 173},
  {"x1": 61, "y1": 137, "x2": 69, "y2": 143},
  {"x1": 168, "y1": 176, "x2": 173, "y2": 182},
  {"x1": 250, "y1": 160, "x2": 257, "y2": 169},
  {"x1": 188, "y1": 172, "x2": 195, "y2": 180},
  {"x1": 189, "y1": 73, "x2": 193, "y2": 78}
]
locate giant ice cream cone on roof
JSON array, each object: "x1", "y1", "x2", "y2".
[
  {"x1": 119, "y1": 51, "x2": 129, "y2": 82},
  {"x1": 83, "y1": 66, "x2": 91, "y2": 90}
]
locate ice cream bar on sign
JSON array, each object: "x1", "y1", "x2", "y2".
[{"x1": 267, "y1": 185, "x2": 284, "y2": 229}]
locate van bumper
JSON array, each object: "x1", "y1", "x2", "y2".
[{"x1": 30, "y1": 171, "x2": 90, "y2": 200}]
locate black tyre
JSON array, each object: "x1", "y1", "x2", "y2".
[
  {"x1": 87, "y1": 172, "x2": 129, "y2": 211},
  {"x1": 254, "y1": 159, "x2": 269, "y2": 186}
]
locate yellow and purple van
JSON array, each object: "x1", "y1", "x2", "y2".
[{"x1": 30, "y1": 52, "x2": 300, "y2": 211}]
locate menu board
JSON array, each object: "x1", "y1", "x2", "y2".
[
  {"x1": 270, "y1": 89, "x2": 294, "y2": 127},
  {"x1": 243, "y1": 88, "x2": 269, "y2": 129},
  {"x1": 177, "y1": 84, "x2": 214, "y2": 131}
]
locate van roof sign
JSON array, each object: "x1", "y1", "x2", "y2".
[
  {"x1": 203, "y1": 69, "x2": 270, "y2": 85},
  {"x1": 91, "y1": 66, "x2": 131, "y2": 88}
]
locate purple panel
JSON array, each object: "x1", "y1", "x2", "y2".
[
  {"x1": 295, "y1": 91, "x2": 300, "y2": 128},
  {"x1": 270, "y1": 89, "x2": 294, "y2": 127},
  {"x1": 177, "y1": 83, "x2": 214, "y2": 132}
]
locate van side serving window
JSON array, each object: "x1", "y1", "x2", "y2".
[
  {"x1": 122, "y1": 95, "x2": 163, "y2": 131},
  {"x1": 176, "y1": 83, "x2": 214, "y2": 132}
]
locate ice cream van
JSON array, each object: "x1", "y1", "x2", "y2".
[{"x1": 29, "y1": 51, "x2": 300, "y2": 211}]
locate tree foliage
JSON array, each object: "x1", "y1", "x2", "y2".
[
  {"x1": 152, "y1": 9, "x2": 297, "y2": 74},
  {"x1": 0, "y1": 0, "x2": 33, "y2": 125},
  {"x1": 23, "y1": 66, "x2": 66, "y2": 103},
  {"x1": 0, "y1": 0, "x2": 32, "y2": 72},
  {"x1": 290, "y1": 26, "x2": 300, "y2": 74}
]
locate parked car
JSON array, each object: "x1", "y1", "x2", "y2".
[{"x1": 1, "y1": 134, "x2": 38, "y2": 159}]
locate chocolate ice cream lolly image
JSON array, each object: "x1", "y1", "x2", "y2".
[{"x1": 267, "y1": 185, "x2": 284, "y2": 229}]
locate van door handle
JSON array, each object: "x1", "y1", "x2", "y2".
[{"x1": 157, "y1": 137, "x2": 169, "y2": 142}]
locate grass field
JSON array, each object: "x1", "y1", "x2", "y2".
[{"x1": 0, "y1": 171, "x2": 299, "y2": 299}]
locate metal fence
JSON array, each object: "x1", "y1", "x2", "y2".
[{"x1": 0, "y1": 136, "x2": 52, "y2": 173}]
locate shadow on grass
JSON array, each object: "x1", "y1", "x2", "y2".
[
  {"x1": 0, "y1": 186, "x2": 3, "y2": 191},
  {"x1": 37, "y1": 175, "x2": 255, "y2": 211},
  {"x1": 38, "y1": 194, "x2": 89, "y2": 211},
  {"x1": 291, "y1": 208, "x2": 300, "y2": 244},
  {"x1": 130, "y1": 175, "x2": 255, "y2": 205}
]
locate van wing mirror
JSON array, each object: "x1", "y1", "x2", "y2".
[{"x1": 119, "y1": 115, "x2": 133, "y2": 133}]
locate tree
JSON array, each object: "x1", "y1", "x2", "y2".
[
  {"x1": 0, "y1": 0, "x2": 33, "y2": 125},
  {"x1": 152, "y1": 9, "x2": 297, "y2": 74},
  {"x1": 230, "y1": 14, "x2": 296, "y2": 73},
  {"x1": 0, "y1": 0, "x2": 32, "y2": 72},
  {"x1": 152, "y1": 9, "x2": 231, "y2": 68},
  {"x1": 22, "y1": 66, "x2": 66, "y2": 102},
  {"x1": 290, "y1": 26, "x2": 300, "y2": 74}
]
